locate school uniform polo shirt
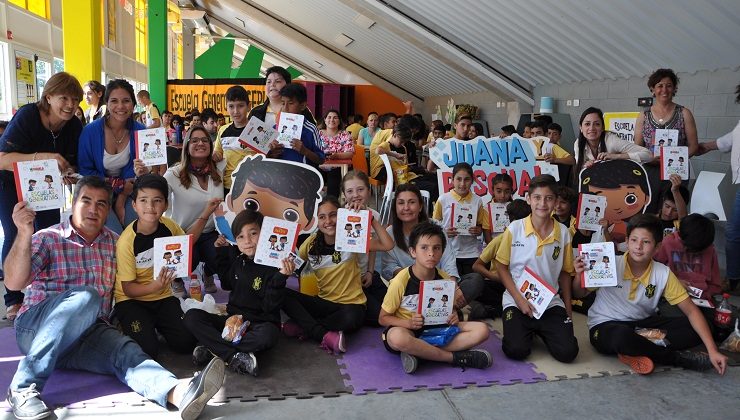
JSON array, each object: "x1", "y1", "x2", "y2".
[
  {"x1": 382, "y1": 267, "x2": 449, "y2": 320},
  {"x1": 433, "y1": 190, "x2": 491, "y2": 259},
  {"x1": 587, "y1": 253, "x2": 688, "y2": 329},
  {"x1": 298, "y1": 234, "x2": 366, "y2": 306},
  {"x1": 495, "y1": 215, "x2": 574, "y2": 311},
  {"x1": 479, "y1": 234, "x2": 504, "y2": 271}
]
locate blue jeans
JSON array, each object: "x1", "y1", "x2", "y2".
[
  {"x1": 726, "y1": 189, "x2": 740, "y2": 281},
  {"x1": 10, "y1": 287, "x2": 179, "y2": 407},
  {"x1": 0, "y1": 179, "x2": 59, "y2": 307}
]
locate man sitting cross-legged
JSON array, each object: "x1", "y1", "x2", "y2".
[{"x1": 4, "y1": 176, "x2": 225, "y2": 420}]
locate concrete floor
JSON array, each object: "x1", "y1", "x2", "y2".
[{"x1": 2, "y1": 367, "x2": 736, "y2": 420}]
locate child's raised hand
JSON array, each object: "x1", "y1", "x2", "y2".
[
  {"x1": 447, "y1": 311, "x2": 459, "y2": 326},
  {"x1": 669, "y1": 174, "x2": 681, "y2": 189},
  {"x1": 279, "y1": 257, "x2": 295, "y2": 276},
  {"x1": 574, "y1": 254, "x2": 587, "y2": 274},
  {"x1": 597, "y1": 218, "x2": 609, "y2": 228},
  {"x1": 154, "y1": 266, "x2": 176, "y2": 291},
  {"x1": 345, "y1": 199, "x2": 366, "y2": 212},
  {"x1": 445, "y1": 227, "x2": 459, "y2": 237},
  {"x1": 289, "y1": 138, "x2": 304, "y2": 153},
  {"x1": 408, "y1": 313, "x2": 424, "y2": 330},
  {"x1": 133, "y1": 159, "x2": 149, "y2": 177},
  {"x1": 214, "y1": 235, "x2": 230, "y2": 248},
  {"x1": 468, "y1": 225, "x2": 482, "y2": 235}
]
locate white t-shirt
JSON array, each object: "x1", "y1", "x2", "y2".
[{"x1": 163, "y1": 160, "x2": 226, "y2": 233}]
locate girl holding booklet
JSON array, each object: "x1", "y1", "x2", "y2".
[
  {"x1": 341, "y1": 171, "x2": 386, "y2": 325},
  {"x1": 0, "y1": 72, "x2": 84, "y2": 321},
  {"x1": 281, "y1": 196, "x2": 395, "y2": 354}
]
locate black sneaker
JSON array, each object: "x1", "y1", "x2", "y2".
[
  {"x1": 673, "y1": 350, "x2": 713, "y2": 371},
  {"x1": 7, "y1": 384, "x2": 51, "y2": 420},
  {"x1": 192, "y1": 345, "x2": 214, "y2": 366},
  {"x1": 179, "y1": 357, "x2": 225, "y2": 420},
  {"x1": 452, "y1": 349, "x2": 493, "y2": 370},
  {"x1": 400, "y1": 352, "x2": 418, "y2": 374},
  {"x1": 229, "y1": 352, "x2": 258, "y2": 376},
  {"x1": 483, "y1": 305, "x2": 501, "y2": 320}
]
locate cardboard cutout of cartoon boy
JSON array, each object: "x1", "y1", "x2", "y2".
[
  {"x1": 214, "y1": 155, "x2": 324, "y2": 243},
  {"x1": 579, "y1": 160, "x2": 651, "y2": 245}
]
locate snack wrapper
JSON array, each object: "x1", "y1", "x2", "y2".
[
  {"x1": 635, "y1": 327, "x2": 670, "y2": 347},
  {"x1": 221, "y1": 315, "x2": 251, "y2": 344}
]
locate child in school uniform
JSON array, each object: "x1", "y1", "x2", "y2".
[
  {"x1": 495, "y1": 175, "x2": 579, "y2": 363},
  {"x1": 183, "y1": 210, "x2": 294, "y2": 376},
  {"x1": 212, "y1": 85, "x2": 254, "y2": 194},
  {"x1": 380, "y1": 221, "x2": 492, "y2": 374},
  {"x1": 654, "y1": 213, "x2": 722, "y2": 321},
  {"x1": 473, "y1": 199, "x2": 531, "y2": 319},
  {"x1": 433, "y1": 162, "x2": 492, "y2": 276},
  {"x1": 114, "y1": 174, "x2": 220, "y2": 358},
  {"x1": 573, "y1": 214, "x2": 727, "y2": 375},
  {"x1": 281, "y1": 196, "x2": 395, "y2": 354},
  {"x1": 267, "y1": 83, "x2": 325, "y2": 167},
  {"x1": 657, "y1": 174, "x2": 689, "y2": 237}
]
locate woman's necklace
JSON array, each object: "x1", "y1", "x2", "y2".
[
  {"x1": 653, "y1": 104, "x2": 675, "y2": 125},
  {"x1": 106, "y1": 119, "x2": 128, "y2": 144}
]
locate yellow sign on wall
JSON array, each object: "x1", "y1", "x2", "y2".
[
  {"x1": 166, "y1": 80, "x2": 265, "y2": 114},
  {"x1": 604, "y1": 112, "x2": 640, "y2": 143},
  {"x1": 15, "y1": 52, "x2": 36, "y2": 107}
]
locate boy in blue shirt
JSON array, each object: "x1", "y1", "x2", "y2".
[{"x1": 267, "y1": 83, "x2": 325, "y2": 166}]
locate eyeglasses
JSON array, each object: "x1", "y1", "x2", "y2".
[{"x1": 189, "y1": 137, "x2": 210, "y2": 144}]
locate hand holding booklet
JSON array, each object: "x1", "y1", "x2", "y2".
[
  {"x1": 660, "y1": 146, "x2": 689, "y2": 180},
  {"x1": 449, "y1": 202, "x2": 477, "y2": 235},
  {"x1": 517, "y1": 268, "x2": 556, "y2": 319},
  {"x1": 578, "y1": 242, "x2": 618, "y2": 287},
  {"x1": 135, "y1": 127, "x2": 168, "y2": 166},
  {"x1": 152, "y1": 235, "x2": 193, "y2": 279},
  {"x1": 576, "y1": 193, "x2": 607, "y2": 232},
  {"x1": 335, "y1": 208, "x2": 372, "y2": 253},
  {"x1": 254, "y1": 217, "x2": 300, "y2": 268},
  {"x1": 238, "y1": 116, "x2": 277, "y2": 154},
  {"x1": 418, "y1": 280, "x2": 456, "y2": 325},
  {"x1": 488, "y1": 202, "x2": 509, "y2": 233},
  {"x1": 276, "y1": 112, "x2": 304, "y2": 147},
  {"x1": 13, "y1": 159, "x2": 65, "y2": 211}
]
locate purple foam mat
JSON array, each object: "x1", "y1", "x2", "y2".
[
  {"x1": 0, "y1": 327, "x2": 139, "y2": 410},
  {"x1": 337, "y1": 327, "x2": 546, "y2": 394}
]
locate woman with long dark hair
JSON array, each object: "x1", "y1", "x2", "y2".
[
  {"x1": 83, "y1": 80, "x2": 106, "y2": 124},
  {"x1": 572, "y1": 107, "x2": 651, "y2": 184}
]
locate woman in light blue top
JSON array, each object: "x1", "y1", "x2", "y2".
[{"x1": 358, "y1": 112, "x2": 378, "y2": 146}]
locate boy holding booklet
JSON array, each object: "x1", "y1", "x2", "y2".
[
  {"x1": 114, "y1": 174, "x2": 220, "y2": 358},
  {"x1": 380, "y1": 221, "x2": 492, "y2": 374},
  {"x1": 572, "y1": 213, "x2": 727, "y2": 375},
  {"x1": 495, "y1": 175, "x2": 579, "y2": 363},
  {"x1": 184, "y1": 210, "x2": 294, "y2": 376}
]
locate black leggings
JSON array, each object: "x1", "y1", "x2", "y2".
[
  {"x1": 282, "y1": 289, "x2": 365, "y2": 342},
  {"x1": 589, "y1": 315, "x2": 702, "y2": 365}
]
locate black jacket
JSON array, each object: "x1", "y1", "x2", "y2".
[{"x1": 216, "y1": 246, "x2": 288, "y2": 324}]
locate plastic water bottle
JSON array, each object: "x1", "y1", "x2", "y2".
[
  {"x1": 189, "y1": 273, "x2": 203, "y2": 302},
  {"x1": 714, "y1": 293, "x2": 733, "y2": 341}
]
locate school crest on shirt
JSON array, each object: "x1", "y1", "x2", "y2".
[
  {"x1": 644, "y1": 284, "x2": 656, "y2": 298},
  {"x1": 332, "y1": 251, "x2": 342, "y2": 264},
  {"x1": 252, "y1": 277, "x2": 262, "y2": 291},
  {"x1": 552, "y1": 246, "x2": 561, "y2": 260}
]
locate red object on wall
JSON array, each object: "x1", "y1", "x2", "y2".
[{"x1": 7, "y1": 30, "x2": 13, "y2": 40}]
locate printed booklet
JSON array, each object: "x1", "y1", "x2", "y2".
[
  {"x1": 418, "y1": 280, "x2": 456, "y2": 325},
  {"x1": 13, "y1": 159, "x2": 65, "y2": 211},
  {"x1": 238, "y1": 116, "x2": 278, "y2": 154},
  {"x1": 576, "y1": 193, "x2": 607, "y2": 232},
  {"x1": 449, "y1": 202, "x2": 477, "y2": 235},
  {"x1": 135, "y1": 127, "x2": 168, "y2": 166},
  {"x1": 152, "y1": 235, "x2": 193, "y2": 279},
  {"x1": 578, "y1": 242, "x2": 618, "y2": 287},
  {"x1": 660, "y1": 146, "x2": 689, "y2": 180},
  {"x1": 335, "y1": 208, "x2": 372, "y2": 253},
  {"x1": 653, "y1": 128, "x2": 679, "y2": 156},
  {"x1": 488, "y1": 202, "x2": 509, "y2": 233},
  {"x1": 517, "y1": 267, "x2": 556, "y2": 319},
  {"x1": 276, "y1": 112, "x2": 304, "y2": 147},
  {"x1": 254, "y1": 216, "x2": 301, "y2": 268}
]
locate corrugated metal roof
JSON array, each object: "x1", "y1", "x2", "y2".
[
  {"x1": 198, "y1": 0, "x2": 740, "y2": 101},
  {"x1": 393, "y1": 0, "x2": 740, "y2": 86}
]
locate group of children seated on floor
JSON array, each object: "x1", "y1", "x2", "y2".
[{"x1": 112, "y1": 161, "x2": 727, "y2": 379}]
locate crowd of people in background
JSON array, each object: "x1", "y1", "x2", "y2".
[{"x1": 0, "y1": 65, "x2": 737, "y2": 420}]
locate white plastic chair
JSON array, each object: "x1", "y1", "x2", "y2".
[{"x1": 420, "y1": 190, "x2": 430, "y2": 215}]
